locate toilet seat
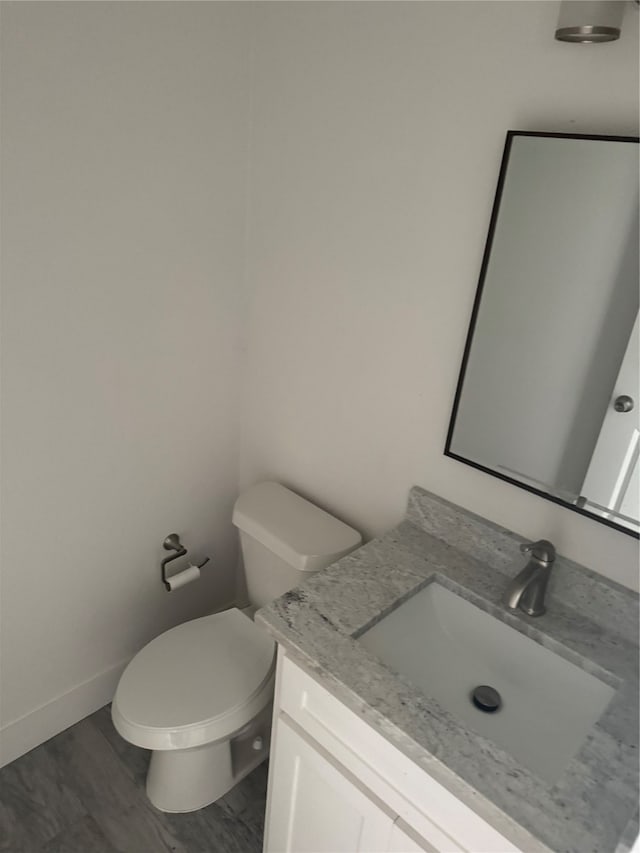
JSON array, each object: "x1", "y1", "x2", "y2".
[{"x1": 112, "y1": 608, "x2": 275, "y2": 751}]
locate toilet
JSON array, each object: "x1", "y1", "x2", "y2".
[{"x1": 111, "y1": 482, "x2": 361, "y2": 813}]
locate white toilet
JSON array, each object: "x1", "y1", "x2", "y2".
[{"x1": 111, "y1": 482, "x2": 361, "y2": 813}]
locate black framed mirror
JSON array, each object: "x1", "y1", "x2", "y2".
[{"x1": 445, "y1": 131, "x2": 639, "y2": 538}]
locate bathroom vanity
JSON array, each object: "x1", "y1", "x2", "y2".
[
  {"x1": 256, "y1": 487, "x2": 639, "y2": 853},
  {"x1": 264, "y1": 650, "x2": 523, "y2": 852}
]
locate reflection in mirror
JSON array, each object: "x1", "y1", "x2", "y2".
[{"x1": 446, "y1": 131, "x2": 639, "y2": 537}]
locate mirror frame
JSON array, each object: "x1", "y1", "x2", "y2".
[{"x1": 445, "y1": 130, "x2": 640, "y2": 539}]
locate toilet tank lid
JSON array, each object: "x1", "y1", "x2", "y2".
[{"x1": 232, "y1": 482, "x2": 361, "y2": 572}]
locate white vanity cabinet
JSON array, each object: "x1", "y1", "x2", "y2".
[
  {"x1": 264, "y1": 650, "x2": 522, "y2": 853},
  {"x1": 266, "y1": 717, "x2": 397, "y2": 852}
]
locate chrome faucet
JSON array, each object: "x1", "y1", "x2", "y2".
[{"x1": 503, "y1": 539, "x2": 556, "y2": 617}]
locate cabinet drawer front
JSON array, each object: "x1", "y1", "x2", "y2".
[{"x1": 278, "y1": 652, "x2": 521, "y2": 853}]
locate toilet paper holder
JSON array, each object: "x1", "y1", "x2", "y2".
[{"x1": 161, "y1": 533, "x2": 210, "y2": 591}]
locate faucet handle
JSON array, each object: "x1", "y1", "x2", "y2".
[{"x1": 520, "y1": 539, "x2": 556, "y2": 563}]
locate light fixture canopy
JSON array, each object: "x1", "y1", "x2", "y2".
[{"x1": 555, "y1": 0, "x2": 626, "y2": 43}]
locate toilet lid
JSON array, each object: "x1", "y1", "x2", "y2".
[{"x1": 112, "y1": 608, "x2": 275, "y2": 749}]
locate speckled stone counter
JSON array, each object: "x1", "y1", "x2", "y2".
[{"x1": 256, "y1": 487, "x2": 639, "y2": 853}]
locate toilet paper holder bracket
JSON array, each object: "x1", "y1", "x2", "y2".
[{"x1": 161, "y1": 533, "x2": 210, "y2": 591}]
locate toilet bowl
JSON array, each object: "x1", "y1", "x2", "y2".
[
  {"x1": 112, "y1": 482, "x2": 361, "y2": 812},
  {"x1": 112, "y1": 607, "x2": 275, "y2": 811}
]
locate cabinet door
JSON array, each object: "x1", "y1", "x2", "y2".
[
  {"x1": 387, "y1": 819, "x2": 438, "y2": 853},
  {"x1": 265, "y1": 717, "x2": 394, "y2": 853}
]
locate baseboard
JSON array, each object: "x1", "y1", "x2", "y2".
[{"x1": 0, "y1": 658, "x2": 130, "y2": 769}]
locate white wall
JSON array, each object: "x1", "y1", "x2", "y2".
[
  {"x1": 0, "y1": 2, "x2": 252, "y2": 765},
  {"x1": 240, "y1": 1, "x2": 640, "y2": 590}
]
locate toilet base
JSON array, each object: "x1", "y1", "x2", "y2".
[
  {"x1": 146, "y1": 702, "x2": 272, "y2": 813},
  {"x1": 147, "y1": 740, "x2": 235, "y2": 812}
]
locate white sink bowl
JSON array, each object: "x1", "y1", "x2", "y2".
[{"x1": 358, "y1": 582, "x2": 615, "y2": 783}]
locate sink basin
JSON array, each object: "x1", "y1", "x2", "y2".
[{"x1": 358, "y1": 582, "x2": 615, "y2": 783}]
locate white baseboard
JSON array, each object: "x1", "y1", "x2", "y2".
[{"x1": 0, "y1": 658, "x2": 130, "y2": 769}]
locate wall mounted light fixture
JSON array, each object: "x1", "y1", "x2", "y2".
[{"x1": 555, "y1": 0, "x2": 627, "y2": 43}]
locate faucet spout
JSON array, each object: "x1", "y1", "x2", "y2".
[{"x1": 504, "y1": 539, "x2": 555, "y2": 617}]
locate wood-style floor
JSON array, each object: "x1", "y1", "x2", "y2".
[{"x1": 0, "y1": 706, "x2": 267, "y2": 853}]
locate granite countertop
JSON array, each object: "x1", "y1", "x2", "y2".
[{"x1": 256, "y1": 487, "x2": 639, "y2": 853}]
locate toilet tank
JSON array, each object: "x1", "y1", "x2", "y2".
[{"x1": 232, "y1": 482, "x2": 362, "y2": 609}]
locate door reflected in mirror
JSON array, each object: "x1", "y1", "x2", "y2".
[{"x1": 446, "y1": 131, "x2": 639, "y2": 537}]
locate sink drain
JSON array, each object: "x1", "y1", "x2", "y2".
[{"x1": 471, "y1": 685, "x2": 502, "y2": 713}]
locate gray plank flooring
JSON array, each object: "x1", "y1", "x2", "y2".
[{"x1": 0, "y1": 706, "x2": 267, "y2": 853}]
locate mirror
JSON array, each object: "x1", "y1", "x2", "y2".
[{"x1": 446, "y1": 131, "x2": 639, "y2": 537}]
